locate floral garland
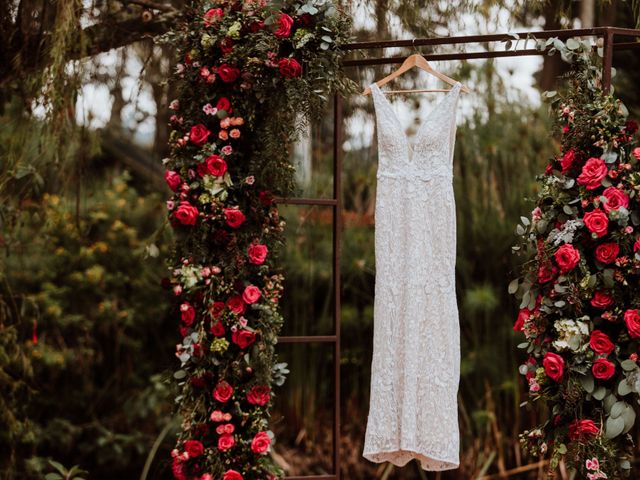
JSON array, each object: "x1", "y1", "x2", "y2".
[
  {"x1": 161, "y1": 2, "x2": 352, "y2": 479},
  {"x1": 513, "y1": 40, "x2": 640, "y2": 478}
]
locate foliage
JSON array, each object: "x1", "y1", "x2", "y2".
[
  {"x1": 0, "y1": 172, "x2": 174, "y2": 479},
  {"x1": 162, "y1": 1, "x2": 354, "y2": 479},
  {"x1": 513, "y1": 40, "x2": 640, "y2": 478}
]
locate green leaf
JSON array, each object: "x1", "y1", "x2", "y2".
[
  {"x1": 508, "y1": 278, "x2": 519, "y2": 294},
  {"x1": 556, "y1": 443, "x2": 567, "y2": 454},
  {"x1": 516, "y1": 224, "x2": 525, "y2": 235},
  {"x1": 48, "y1": 461, "x2": 67, "y2": 475},
  {"x1": 618, "y1": 378, "x2": 633, "y2": 396},
  {"x1": 593, "y1": 386, "x2": 607, "y2": 400},
  {"x1": 580, "y1": 374, "x2": 595, "y2": 393},
  {"x1": 566, "y1": 38, "x2": 580, "y2": 50},
  {"x1": 605, "y1": 415, "x2": 625, "y2": 438},
  {"x1": 611, "y1": 401, "x2": 626, "y2": 418},
  {"x1": 621, "y1": 359, "x2": 637, "y2": 371},
  {"x1": 622, "y1": 405, "x2": 636, "y2": 433},
  {"x1": 517, "y1": 342, "x2": 529, "y2": 349},
  {"x1": 45, "y1": 474, "x2": 63, "y2": 480},
  {"x1": 173, "y1": 370, "x2": 187, "y2": 379}
]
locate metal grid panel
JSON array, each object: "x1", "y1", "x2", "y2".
[{"x1": 276, "y1": 26, "x2": 640, "y2": 479}]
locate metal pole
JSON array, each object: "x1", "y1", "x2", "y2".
[{"x1": 602, "y1": 28, "x2": 614, "y2": 93}]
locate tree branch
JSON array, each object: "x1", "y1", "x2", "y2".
[{"x1": 120, "y1": 0, "x2": 177, "y2": 13}]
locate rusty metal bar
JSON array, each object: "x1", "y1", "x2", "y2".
[
  {"x1": 332, "y1": 93, "x2": 343, "y2": 478},
  {"x1": 603, "y1": 29, "x2": 614, "y2": 93},
  {"x1": 343, "y1": 49, "x2": 543, "y2": 67},
  {"x1": 278, "y1": 335, "x2": 337, "y2": 343},
  {"x1": 343, "y1": 27, "x2": 612, "y2": 50},
  {"x1": 610, "y1": 41, "x2": 640, "y2": 50},
  {"x1": 275, "y1": 197, "x2": 338, "y2": 206}
]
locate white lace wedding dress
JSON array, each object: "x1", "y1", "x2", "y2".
[{"x1": 363, "y1": 82, "x2": 462, "y2": 471}]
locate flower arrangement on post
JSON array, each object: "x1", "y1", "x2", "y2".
[
  {"x1": 161, "y1": 1, "x2": 353, "y2": 479},
  {"x1": 512, "y1": 39, "x2": 640, "y2": 478}
]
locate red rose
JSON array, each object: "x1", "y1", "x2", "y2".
[
  {"x1": 227, "y1": 295, "x2": 246, "y2": 315},
  {"x1": 583, "y1": 209, "x2": 608, "y2": 238},
  {"x1": 165, "y1": 170, "x2": 182, "y2": 191},
  {"x1": 568, "y1": 419, "x2": 599, "y2": 441},
  {"x1": 554, "y1": 244, "x2": 580, "y2": 273},
  {"x1": 206, "y1": 155, "x2": 227, "y2": 177},
  {"x1": 220, "y1": 37, "x2": 234, "y2": 55},
  {"x1": 184, "y1": 439, "x2": 204, "y2": 458},
  {"x1": 274, "y1": 12, "x2": 294, "y2": 38},
  {"x1": 196, "y1": 162, "x2": 209, "y2": 177},
  {"x1": 172, "y1": 458, "x2": 187, "y2": 480},
  {"x1": 246, "y1": 385, "x2": 271, "y2": 406},
  {"x1": 624, "y1": 309, "x2": 640, "y2": 338},
  {"x1": 250, "y1": 432, "x2": 271, "y2": 454},
  {"x1": 232, "y1": 329, "x2": 256, "y2": 349},
  {"x1": 560, "y1": 149, "x2": 576, "y2": 173},
  {"x1": 216, "y1": 97, "x2": 232, "y2": 113},
  {"x1": 592, "y1": 358, "x2": 616, "y2": 380},
  {"x1": 242, "y1": 285, "x2": 262, "y2": 304},
  {"x1": 595, "y1": 242, "x2": 619, "y2": 264},
  {"x1": 209, "y1": 301, "x2": 226, "y2": 319},
  {"x1": 189, "y1": 124, "x2": 211, "y2": 146},
  {"x1": 223, "y1": 471, "x2": 243, "y2": 480},
  {"x1": 278, "y1": 58, "x2": 302, "y2": 78},
  {"x1": 249, "y1": 20, "x2": 265, "y2": 32},
  {"x1": 247, "y1": 243, "x2": 268, "y2": 265},
  {"x1": 590, "y1": 290, "x2": 614, "y2": 309},
  {"x1": 180, "y1": 302, "x2": 196, "y2": 326},
  {"x1": 298, "y1": 12, "x2": 313, "y2": 27},
  {"x1": 218, "y1": 64, "x2": 240, "y2": 83},
  {"x1": 589, "y1": 330, "x2": 615, "y2": 355},
  {"x1": 259, "y1": 191, "x2": 274, "y2": 206},
  {"x1": 634, "y1": 237, "x2": 640, "y2": 253},
  {"x1": 514, "y1": 308, "x2": 530, "y2": 332},
  {"x1": 210, "y1": 321, "x2": 225, "y2": 337},
  {"x1": 218, "y1": 433, "x2": 235, "y2": 452},
  {"x1": 537, "y1": 262, "x2": 556, "y2": 284},
  {"x1": 602, "y1": 186, "x2": 629, "y2": 213},
  {"x1": 203, "y1": 7, "x2": 223, "y2": 26},
  {"x1": 223, "y1": 208, "x2": 246, "y2": 228},
  {"x1": 542, "y1": 352, "x2": 564, "y2": 382},
  {"x1": 577, "y1": 157, "x2": 608, "y2": 190},
  {"x1": 213, "y1": 381, "x2": 233, "y2": 403},
  {"x1": 175, "y1": 202, "x2": 199, "y2": 226}
]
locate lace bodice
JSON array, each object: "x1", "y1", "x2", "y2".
[{"x1": 363, "y1": 82, "x2": 461, "y2": 471}]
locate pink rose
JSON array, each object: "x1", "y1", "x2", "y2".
[
  {"x1": 568, "y1": 419, "x2": 599, "y2": 441},
  {"x1": 274, "y1": 12, "x2": 294, "y2": 38},
  {"x1": 242, "y1": 285, "x2": 262, "y2": 304},
  {"x1": 250, "y1": 432, "x2": 271, "y2": 454},
  {"x1": 625, "y1": 309, "x2": 640, "y2": 338},
  {"x1": 592, "y1": 358, "x2": 615, "y2": 380},
  {"x1": 543, "y1": 352, "x2": 564, "y2": 382},
  {"x1": 248, "y1": 244, "x2": 268, "y2": 265},
  {"x1": 174, "y1": 202, "x2": 199, "y2": 226},
  {"x1": 206, "y1": 155, "x2": 227, "y2": 177},
  {"x1": 223, "y1": 208, "x2": 246, "y2": 229},
  {"x1": 583, "y1": 209, "x2": 608, "y2": 238},
  {"x1": 184, "y1": 439, "x2": 204, "y2": 458},
  {"x1": 232, "y1": 329, "x2": 256, "y2": 349},
  {"x1": 189, "y1": 124, "x2": 211, "y2": 146},
  {"x1": 227, "y1": 295, "x2": 246, "y2": 315},
  {"x1": 589, "y1": 330, "x2": 615, "y2": 355},
  {"x1": 554, "y1": 244, "x2": 580, "y2": 273},
  {"x1": 590, "y1": 291, "x2": 613, "y2": 309},
  {"x1": 213, "y1": 381, "x2": 233, "y2": 403},
  {"x1": 577, "y1": 157, "x2": 608, "y2": 190},
  {"x1": 218, "y1": 64, "x2": 240, "y2": 83},
  {"x1": 218, "y1": 433, "x2": 235, "y2": 452},
  {"x1": 223, "y1": 471, "x2": 243, "y2": 480},
  {"x1": 246, "y1": 385, "x2": 271, "y2": 406},
  {"x1": 602, "y1": 186, "x2": 629, "y2": 213},
  {"x1": 165, "y1": 170, "x2": 182, "y2": 191},
  {"x1": 203, "y1": 8, "x2": 223, "y2": 26},
  {"x1": 278, "y1": 58, "x2": 302, "y2": 78},
  {"x1": 595, "y1": 242, "x2": 619, "y2": 264}
]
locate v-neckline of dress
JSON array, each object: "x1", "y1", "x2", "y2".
[{"x1": 371, "y1": 82, "x2": 461, "y2": 158}]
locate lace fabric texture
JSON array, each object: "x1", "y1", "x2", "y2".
[{"x1": 363, "y1": 82, "x2": 462, "y2": 471}]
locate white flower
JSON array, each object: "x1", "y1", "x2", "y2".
[
  {"x1": 552, "y1": 319, "x2": 589, "y2": 351},
  {"x1": 202, "y1": 103, "x2": 218, "y2": 115}
]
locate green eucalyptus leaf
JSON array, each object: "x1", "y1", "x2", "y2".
[
  {"x1": 621, "y1": 360, "x2": 637, "y2": 371},
  {"x1": 593, "y1": 386, "x2": 607, "y2": 400},
  {"x1": 618, "y1": 378, "x2": 633, "y2": 396},
  {"x1": 580, "y1": 374, "x2": 595, "y2": 393},
  {"x1": 605, "y1": 415, "x2": 625, "y2": 438},
  {"x1": 508, "y1": 278, "x2": 519, "y2": 294}
]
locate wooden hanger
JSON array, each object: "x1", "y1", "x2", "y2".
[{"x1": 362, "y1": 53, "x2": 471, "y2": 96}]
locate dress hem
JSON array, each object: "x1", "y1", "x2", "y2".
[{"x1": 363, "y1": 447, "x2": 459, "y2": 471}]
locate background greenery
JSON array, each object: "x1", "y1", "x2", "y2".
[{"x1": 3, "y1": 0, "x2": 640, "y2": 479}]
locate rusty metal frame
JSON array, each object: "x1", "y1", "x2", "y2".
[{"x1": 275, "y1": 26, "x2": 640, "y2": 480}]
